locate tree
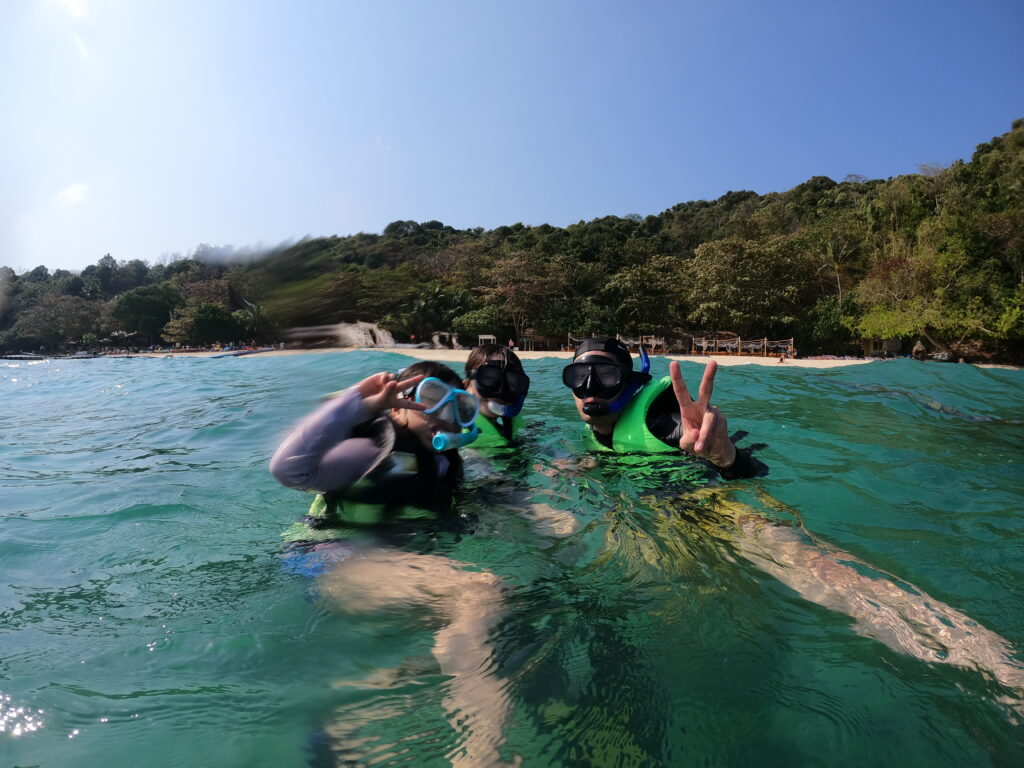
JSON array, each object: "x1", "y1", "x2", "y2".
[
  {"x1": 855, "y1": 225, "x2": 1002, "y2": 352},
  {"x1": 112, "y1": 282, "x2": 184, "y2": 344},
  {"x1": 806, "y1": 210, "x2": 867, "y2": 305},
  {"x1": 481, "y1": 252, "x2": 552, "y2": 342},
  {"x1": 161, "y1": 303, "x2": 239, "y2": 346},
  {"x1": 9, "y1": 294, "x2": 99, "y2": 351},
  {"x1": 601, "y1": 256, "x2": 686, "y2": 335},
  {"x1": 451, "y1": 305, "x2": 506, "y2": 337},
  {"x1": 684, "y1": 236, "x2": 813, "y2": 336}
]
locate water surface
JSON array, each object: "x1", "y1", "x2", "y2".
[{"x1": 2, "y1": 354, "x2": 1022, "y2": 766}]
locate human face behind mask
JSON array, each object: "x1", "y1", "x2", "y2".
[
  {"x1": 564, "y1": 351, "x2": 626, "y2": 434},
  {"x1": 394, "y1": 376, "x2": 480, "y2": 451},
  {"x1": 466, "y1": 356, "x2": 530, "y2": 419}
]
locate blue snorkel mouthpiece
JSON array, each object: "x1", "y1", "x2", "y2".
[
  {"x1": 431, "y1": 425, "x2": 481, "y2": 452},
  {"x1": 486, "y1": 394, "x2": 526, "y2": 419}
]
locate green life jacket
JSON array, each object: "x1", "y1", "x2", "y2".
[
  {"x1": 282, "y1": 427, "x2": 459, "y2": 541},
  {"x1": 588, "y1": 376, "x2": 677, "y2": 454},
  {"x1": 471, "y1": 413, "x2": 524, "y2": 448}
]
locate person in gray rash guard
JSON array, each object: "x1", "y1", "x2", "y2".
[
  {"x1": 270, "y1": 361, "x2": 472, "y2": 531},
  {"x1": 268, "y1": 360, "x2": 519, "y2": 767}
]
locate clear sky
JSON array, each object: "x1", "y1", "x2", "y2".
[{"x1": 2, "y1": 0, "x2": 1022, "y2": 272}]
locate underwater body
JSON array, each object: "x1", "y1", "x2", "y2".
[{"x1": 2, "y1": 352, "x2": 1023, "y2": 766}]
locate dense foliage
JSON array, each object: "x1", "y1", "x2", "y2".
[{"x1": 2, "y1": 120, "x2": 1022, "y2": 360}]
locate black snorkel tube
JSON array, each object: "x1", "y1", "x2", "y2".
[{"x1": 581, "y1": 345, "x2": 652, "y2": 416}]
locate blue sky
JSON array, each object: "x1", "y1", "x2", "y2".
[{"x1": 2, "y1": 0, "x2": 1022, "y2": 272}]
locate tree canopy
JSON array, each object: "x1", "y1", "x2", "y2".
[{"x1": 2, "y1": 119, "x2": 1022, "y2": 361}]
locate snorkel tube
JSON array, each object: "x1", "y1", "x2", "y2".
[
  {"x1": 431, "y1": 425, "x2": 481, "y2": 452},
  {"x1": 581, "y1": 345, "x2": 652, "y2": 416}
]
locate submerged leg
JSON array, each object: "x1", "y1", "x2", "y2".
[{"x1": 317, "y1": 550, "x2": 516, "y2": 767}]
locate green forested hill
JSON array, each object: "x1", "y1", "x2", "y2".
[{"x1": 2, "y1": 119, "x2": 1021, "y2": 360}]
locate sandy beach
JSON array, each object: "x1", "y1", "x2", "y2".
[
  {"x1": 143, "y1": 346, "x2": 1022, "y2": 369},
  {"x1": 147, "y1": 346, "x2": 874, "y2": 368}
]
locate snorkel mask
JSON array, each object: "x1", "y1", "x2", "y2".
[
  {"x1": 467, "y1": 361, "x2": 531, "y2": 418},
  {"x1": 561, "y1": 339, "x2": 651, "y2": 416},
  {"x1": 408, "y1": 376, "x2": 481, "y2": 452}
]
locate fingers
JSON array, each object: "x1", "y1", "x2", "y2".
[
  {"x1": 390, "y1": 375, "x2": 426, "y2": 410},
  {"x1": 698, "y1": 360, "x2": 717, "y2": 407},
  {"x1": 396, "y1": 398, "x2": 428, "y2": 411},
  {"x1": 355, "y1": 371, "x2": 389, "y2": 397},
  {"x1": 678, "y1": 427, "x2": 698, "y2": 453},
  {"x1": 394, "y1": 374, "x2": 424, "y2": 394},
  {"x1": 669, "y1": 361, "x2": 693, "y2": 405},
  {"x1": 694, "y1": 407, "x2": 718, "y2": 453}
]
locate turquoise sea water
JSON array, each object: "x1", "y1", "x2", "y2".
[{"x1": 2, "y1": 352, "x2": 1022, "y2": 767}]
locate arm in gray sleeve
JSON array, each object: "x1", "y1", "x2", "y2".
[{"x1": 269, "y1": 389, "x2": 389, "y2": 494}]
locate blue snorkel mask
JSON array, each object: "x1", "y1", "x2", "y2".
[
  {"x1": 408, "y1": 376, "x2": 482, "y2": 452},
  {"x1": 562, "y1": 340, "x2": 652, "y2": 416}
]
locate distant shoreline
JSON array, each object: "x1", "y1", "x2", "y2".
[
  {"x1": 129, "y1": 346, "x2": 1024, "y2": 370},
  {"x1": 136, "y1": 346, "x2": 874, "y2": 369}
]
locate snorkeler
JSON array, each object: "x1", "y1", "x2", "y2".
[
  {"x1": 562, "y1": 336, "x2": 763, "y2": 478},
  {"x1": 464, "y1": 343, "x2": 530, "y2": 446},
  {"x1": 270, "y1": 362, "x2": 480, "y2": 530},
  {"x1": 559, "y1": 337, "x2": 1024, "y2": 696},
  {"x1": 269, "y1": 362, "x2": 517, "y2": 767}
]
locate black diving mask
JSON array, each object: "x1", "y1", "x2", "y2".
[
  {"x1": 561, "y1": 360, "x2": 627, "y2": 399},
  {"x1": 562, "y1": 346, "x2": 652, "y2": 415},
  {"x1": 468, "y1": 362, "x2": 531, "y2": 401}
]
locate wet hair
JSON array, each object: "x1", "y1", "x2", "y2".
[
  {"x1": 464, "y1": 344, "x2": 524, "y2": 377},
  {"x1": 397, "y1": 361, "x2": 462, "y2": 389}
]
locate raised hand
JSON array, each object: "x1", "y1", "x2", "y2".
[
  {"x1": 669, "y1": 360, "x2": 736, "y2": 468},
  {"x1": 355, "y1": 372, "x2": 428, "y2": 414}
]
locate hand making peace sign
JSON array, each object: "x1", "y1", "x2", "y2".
[
  {"x1": 669, "y1": 360, "x2": 737, "y2": 469},
  {"x1": 355, "y1": 372, "x2": 428, "y2": 414}
]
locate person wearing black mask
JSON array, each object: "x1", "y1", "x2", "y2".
[
  {"x1": 561, "y1": 336, "x2": 763, "y2": 479},
  {"x1": 464, "y1": 343, "x2": 531, "y2": 445}
]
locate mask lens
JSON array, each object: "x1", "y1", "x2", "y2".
[
  {"x1": 473, "y1": 364, "x2": 505, "y2": 396},
  {"x1": 417, "y1": 378, "x2": 451, "y2": 413},
  {"x1": 505, "y1": 369, "x2": 530, "y2": 396},
  {"x1": 562, "y1": 362, "x2": 624, "y2": 397},
  {"x1": 455, "y1": 391, "x2": 479, "y2": 426},
  {"x1": 562, "y1": 363, "x2": 591, "y2": 390},
  {"x1": 593, "y1": 363, "x2": 623, "y2": 389},
  {"x1": 416, "y1": 377, "x2": 480, "y2": 427},
  {"x1": 472, "y1": 363, "x2": 530, "y2": 400}
]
